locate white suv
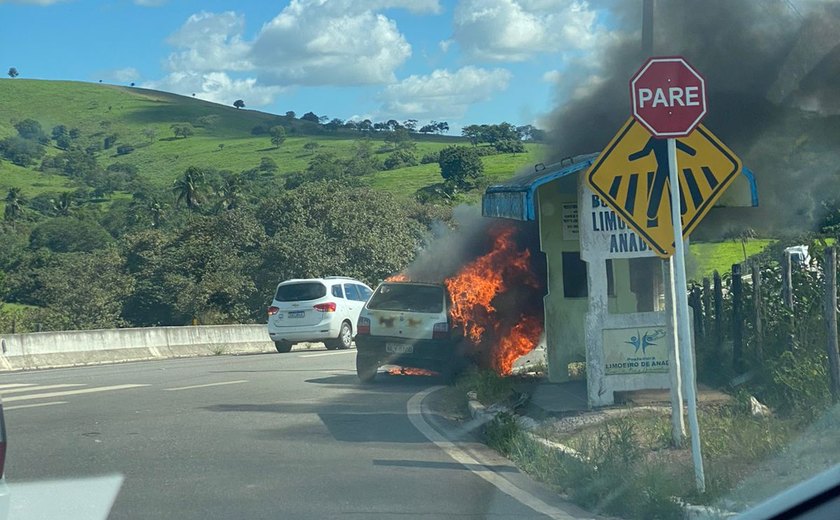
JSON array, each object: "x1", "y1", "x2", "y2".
[{"x1": 267, "y1": 277, "x2": 373, "y2": 353}]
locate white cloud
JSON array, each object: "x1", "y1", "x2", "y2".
[
  {"x1": 109, "y1": 67, "x2": 140, "y2": 83},
  {"x1": 379, "y1": 66, "x2": 511, "y2": 119},
  {"x1": 452, "y1": 0, "x2": 605, "y2": 61},
  {"x1": 165, "y1": 11, "x2": 252, "y2": 72},
  {"x1": 249, "y1": 3, "x2": 411, "y2": 86},
  {"x1": 439, "y1": 39, "x2": 453, "y2": 53},
  {"x1": 143, "y1": 71, "x2": 283, "y2": 107},
  {"x1": 542, "y1": 70, "x2": 561, "y2": 84}
]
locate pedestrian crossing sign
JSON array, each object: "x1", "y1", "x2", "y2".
[{"x1": 585, "y1": 117, "x2": 742, "y2": 257}]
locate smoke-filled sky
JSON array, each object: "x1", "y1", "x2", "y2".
[{"x1": 547, "y1": 0, "x2": 840, "y2": 237}]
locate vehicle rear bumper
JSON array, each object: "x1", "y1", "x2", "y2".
[
  {"x1": 355, "y1": 336, "x2": 464, "y2": 370},
  {"x1": 267, "y1": 321, "x2": 341, "y2": 343}
]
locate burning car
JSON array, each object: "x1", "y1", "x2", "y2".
[{"x1": 354, "y1": 282, "x2": 468, "y2": 382}]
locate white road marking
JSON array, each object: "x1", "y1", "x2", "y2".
[
  {"x1": 0, "y1": 383, "x2": 36, "y2": 390},
  {"x1": 6, "y1": 401, "x2": 68, "y2": 411},
  {"x1": 3, "y1": 384, "x2": 150, "y2": 402},
  {"x1": 165, "y1": 380, "x2": 248, "y2": 391},
  {"x1": 298, "y1": 350, "x2": 356, "y2": 358},
  {"x1": 0, "y1": 384, "x2": 85, "y2": 394},
  {"x1": 407, "y1": 386, "x2": 586, "y2": 520}
]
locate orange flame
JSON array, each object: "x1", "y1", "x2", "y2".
[
  {"x1": 386, "y1": 273, "x2": 409, "y2": 282},
  {"x1": 444, "y1": 225, "x2": 543, "y2": 375},
  {"x1": 387, "y1": 367, "x2": 436, "y2": 376}
]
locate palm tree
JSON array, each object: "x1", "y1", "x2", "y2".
[
  {"x1": 172, "y1": 166, "x2": 205, "y2": 219},
  {"x1": 220, "y1": 174, "x2": 244, "y2": 211},
  {"x1": 148, "y1": 199, "x2": 165, "y2": 228},
  {"x1": 4, "y1": 187, "x2": 25, "y2": 229},
  {"x1": 51, "y1": 192, "x2": 72, "y2": 216}
]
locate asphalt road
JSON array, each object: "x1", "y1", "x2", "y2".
[{"x1": 1, "y1": 348, "x2": 559, "y2": 520}]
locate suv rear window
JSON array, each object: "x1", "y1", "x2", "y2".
[
  {"x1": 275, "y1": 282, "x2": 327, "y2": 302},
  {"x1": 367, "y1": 284, "x2": 444, "y2": 313}
]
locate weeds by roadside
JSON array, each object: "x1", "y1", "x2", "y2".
[
  {"x1": 482, "y1": 402, "x2": 798, "y2": 519},
  {"x1": 455, "y1": 367, "x2": 515, "y2": 405}
]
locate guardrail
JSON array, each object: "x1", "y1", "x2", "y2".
[{"x1": 0, "y1": 324, "x2": 277, "y2": 371}]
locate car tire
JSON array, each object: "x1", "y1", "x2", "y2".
[
  {"x1": 274, "y1": 341, "x2": 292, "y2": 353},
  {"x1": 356, "y1": 352, "x2": 378, "y2": 383},
  {"x1": 327, "y1": 321, "x2": 353, "y2": 350}
]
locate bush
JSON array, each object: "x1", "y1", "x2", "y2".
[
  {"x1": 455, "y1": 367, "x2": 514, "y2": 404},
  {"x1": 494, "y1": 139, "x2": 526, "y2": 154},
  {"x1": 383, "y1": 149, "x2": 418, "y2": 170},
  {"x1": 419, "y1": 151, "x2": 439, "y2": 164}
]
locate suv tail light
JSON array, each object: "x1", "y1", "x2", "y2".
[
  {"x1": 313, "y1": 302, "x2": 336, "y2": 312},
  {"x1": 0, "y1": 399, "x2": 6, "y2": 477},
  {"x1": 433, "y1": 322, "x2": 449, "y2": 340},
  {"x1": 357, "y1": 316, "x2": 371, "y2": 335},
  {"x1": 267, "y1": 306, "x2": 280, "y2": 316}
]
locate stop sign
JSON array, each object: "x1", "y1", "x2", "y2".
[{"x1": 630, "y1": 56, "x2": 706, "y2": 138}]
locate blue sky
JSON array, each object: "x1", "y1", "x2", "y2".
[{"x1": 0, "y1": 0, "x2": 627, "y2": 132}]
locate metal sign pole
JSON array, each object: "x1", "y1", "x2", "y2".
[{"x1": 667, "y1": 138, "x2": 706, "y2": 493}]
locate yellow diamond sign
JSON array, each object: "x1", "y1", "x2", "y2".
[{"x1": 585, "y1": 117, "x2": 742, "y2": 257}]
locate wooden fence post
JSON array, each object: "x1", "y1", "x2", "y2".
[
  {"x1": 752, "y1": 262, "x2": 763, "y2": 363},
  {"x1": 713, "y1": 270, "x2": 723, "y2": 349},
  {"x1": 732, "y1": 263, "x2": 743, "y2": 373},
  {"x1": 824, "y1": 247, "x2": 840, "y2": 403},
  {"x1": 782, "y1": 251, "x2": 794, "y2": 309},
  {"x1": 702, "y1": 277, "x2": 711, "y2": 343},
  {"x1": 690, "y1": 286, "x2": 704, "y2": 340}
]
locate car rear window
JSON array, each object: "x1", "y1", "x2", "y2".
[
  {"x1": 274, "y1": 282, "x2": 327, "y2": 302},
  {"x1": 367, "y1": 284, "x2": 444, "y2": 313}
]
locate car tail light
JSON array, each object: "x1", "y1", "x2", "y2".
[
  {"x1": 267, "y1": 306, "x2": 280, "y2": 316},
  {"x1": 0, "y1": 399, "x2": 6, "y2": 477},
  {"x1": 314, "y1": 302, "x2": 336, "y2": 312},
  {"x1": 433, "y1": 322, "x2": 449, "y2": 340},
  {"x1": 357, "y1": 316, "x2": 371, "y2": 335}
]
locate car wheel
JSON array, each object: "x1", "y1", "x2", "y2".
[
  {"x1": 274, "y1": 341, "x2": 292, "y2": 353},
  {"x1": 356, "y1": 353, "x2": 378, "y2": 383},
  {"x1": 326, "y1": 321, "x2": 353, "y2": 350}
]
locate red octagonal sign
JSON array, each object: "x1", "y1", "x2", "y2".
[{"x1": 630, "y1": 56, "x2": 706, "y2": 138}]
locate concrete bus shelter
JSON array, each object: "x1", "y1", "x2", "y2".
[{"x1": 482, "y1": 154, "x2": 758, "y2": 407}]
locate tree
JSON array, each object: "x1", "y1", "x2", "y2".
[
  {"x1": 403, "y1": 119, "x2": 418, "y2": 132},
  {"x1": 435, "y1": 121, "x2": 450, "y2": 134},
  {"x1": 143, "y1": 127, "x2": 157, "y2": 144},
  {"x1": 30, "y1": 217, "x2": 113, "y2": 253},
  {"x1": 219, "y1": 173, "x2": 245, "y2": 211},
  {"x1": 34, "y1": 248, "x2": 134, "y2": 330},
  {"x1": 170, "y1": 123, "x2": 194, "y2": 139},
  {"x1": 325, "y1": 118, "x2": 343, "y2": 132},
  {"x1": 285, "y1": 111, "x2": 296, "y2": 118},
  {"x1": 172, "y1": 166, "x2": 206, "y2": 217},
  {"x1": 4, "y1": 188, "x2": 25, "y2": 229},
  {"x1": 7, "y1": 67, "x2": 18, "y2": 78},
  {"x1": 14, "y1": 119, "x2": 47, "y2": 142},
  {"x1": 269, "y1": 125, "x2": 287, "y2": 148},
  {"x1": 233, "y1": 99, "x2": 245, "y2": 109},
  {"x1": 0, "y1": 136, "x2": 46, "y2": 166},
  {"x1": 438, "y1": 145, "x2": 484, "y2": 189},
  {"x1": 301, "y1": 111, "x2": 320, "y2": 124},
  {"x1": 384, "y1": 128, "x2": 413, "y2": 151},
  {"x1": 51, "y1": 192, "x2": 73, "y2": 216}
]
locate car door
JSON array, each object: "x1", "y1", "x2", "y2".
[{"x1": 343, "y1": 283, "x2": 363, "y2": 326}]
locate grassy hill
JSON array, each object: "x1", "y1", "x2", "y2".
[{"x1": 0, "y1": 79, "x2": 545, "y2": 200}]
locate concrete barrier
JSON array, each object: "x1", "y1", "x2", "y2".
[{"x1": 0, "y1": 324, "x2": 316, "y2": 371}]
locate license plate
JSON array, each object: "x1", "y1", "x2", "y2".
[
  {"x1": 386, "y1": 343, "x2": 413, "y2": 354},
  {"x1": 288, "y1": 311, "x2": 305, "y2": 318}
]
